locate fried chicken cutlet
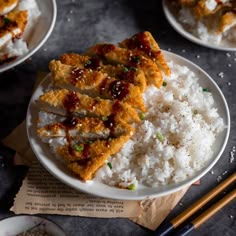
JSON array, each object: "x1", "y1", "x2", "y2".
[
  {"x1": 0, "y1": 0, "x2": 18, "y2": 15},
  {"x1": 57, "y1": 132, "x2": 133, "y2": 180},
  {"x1": 0, "y1": 10, "x2": 27, "y2": 48},
  {"x1": 60, "y1": 53, "x2": 147, "y2": 92},
  {"x1": 49, "y1": 60, "x2": 145, "y2": 111},
  {"x1": 119, "y1": 31, "x2": 171, "y2": 76},
  {"x1": 38, "y1": 116, "x2": 133, "y2": 142},
  {"x1": 86, "y1": 43, "x2": 163, "y2": 88},
  {"x1": 39, "y1": 89, "x2": 140, "y2": 123}
]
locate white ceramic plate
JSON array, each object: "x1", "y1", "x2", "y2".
[
  {"x1": 162, "y1": 0, "x2": 236, "y2": 51},
  {"x1": 0, "y1": 215, "x2": 66, "y2": 236},
  {"x1": 26, "y1": 51, "x2": 230, "y2": 200},
  {"x1": 0, "y1": 0, "x2": 57, "y2": 73}
]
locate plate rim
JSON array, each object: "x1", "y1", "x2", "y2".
[
  {"x1": 26, "y1": 51, "x2": 231, "y2": 200},
  {"x1": 0, "y1": 214, "x2": 67, "y2": 235},
  {"x1": 162, "y1": 0, "x2": 236, "y2": 52},
  {"x1": 0, "y1": 0, "x2": 57, "y2": 73}
]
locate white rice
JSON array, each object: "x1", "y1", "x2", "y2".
[
  {"x1": 0, "y1": 0, "x2": 41, "y2": 61},
  {"x1": 178, "y1": 6, "x2": 236, "y2": 46},
  {"x1": 95, "y1": 61, "x2": 224, "y2": 188}
]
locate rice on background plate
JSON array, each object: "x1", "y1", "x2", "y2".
[
  {"x1": 164, "y1": 0, "x2": 236, "y2": 48},
  {"x1": 95, "y1": 61, "x2": 225, "y2": 189}
]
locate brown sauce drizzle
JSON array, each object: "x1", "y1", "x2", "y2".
[
  {"x1": 96, "y1": 44, "x2": 116, "y2": 57},
  {"x1": 62, "y1": 116, "x2": 78, "y2": 129},
  {"x1": 82, "y1": 143, "x2": 90, "y2": 159},
  {"x1": 99, "y1": 77, "x2": 109, "y2": 94},
  {"x1": 84, "y1": 57, "x2": 102, "y2": 70},
  {"x1": 63, "y1": 92, "x2": 80, "y2": 113},
  {"x1": 117, "y1": 68, "x2": 135, "y2": 84},
  {"x1": 104, "y1": 114, "x2": 116, "y2": 138},
  {"x1": 70, "y1": 68, "x2": 85, "y2": 85},
  {"x1": 109, "y1": 80, "x2": 129, "y2": 100},
  {"x1": 127, "y1": 32, "x2": 160, "y2": 59},
  {"x1": 103, "y1": 101, "x2": 122, "y2": 139}
]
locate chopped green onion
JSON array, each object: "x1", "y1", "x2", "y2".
[
  {"x1": 156, "y1": 132, "x2": 164, "y2": 142},
  {"x1": 130, "y1": 67, "x2": 138, "y2": 71},
  {"x1": 193, "y1": 110, "x2": 198, "y2": 115},
  {"x1": 101, "y1": 116, "x2": 108, "y2": 121},
  {"x1": 162, "y1": 81, "x2": 167, "y2": 87},
  {"x1": 139, "y1": 113, "x2": 145, "y2": 120},
  {"x1": 84, "y1": 60, "x2": 92, "y2": 66},
  {"x1": 4, "y1": 18, "x2": 11, "y2": 25},
  {"x1": 107, "y1": 162, "x2": 112, "y2": 169},
  {"x1": 73, "y1": 144, "x2": 84, "y2": 152},
  {"x1": 128, "y1": 184, "x2": 136, "y2": 191},
  {"x1": 202, "y1": 88, "x2": 210, "y2": 92},
  {"x1": 87, "y1": 140, "x2": 94, "y2": 144},
  {"x1": 123, "y1": 67, "x2": 129, "y2": 72}
]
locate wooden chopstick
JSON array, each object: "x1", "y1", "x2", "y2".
[
  {"x1": 154, "y1": 172, "x2": 236, "y2": 236},
  {"x1": 173, "y1": 189, "x2": 236, "y2": 236}
]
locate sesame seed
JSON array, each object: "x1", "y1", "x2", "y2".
[
  {"x1": 222, "y1": 170, "x2": 228, "y2": 175},
  {"x1": 226, "y1": 53, "x2": 231, "y2": 57},
  {"x1": 229, "y1": 215, "x2": 234, "y2": 219},
  {"x1": 216, "y1": 175, "x2": 222, "y2": 182},
  {"x1": 227, "y1": 82, "x2": 231, "y2": 86},
  {"x1": 182, "y1": 49, "x2": 186, "y2": 53},
  {"x1": 228, "y1": 64, "x2": 232, "y2": 67},
  {"x1": 168, "y1": 48, "x2": 171, "y2": 51},
  {"x1": 67, "y1": 18, "x2": 71, "y2": 22},
  {"x1": 218, "y1": 72, "x2": 224, "y2": 78},
  {"x1": 43, "y1": 48, "x2": 47, "y2": 52},
  {"x1": 70, "y1": 10, "x2": 73, "y2": 14},
  {"x1": 210, "y1": 170, "x2": 214, "y2": 175},
  {"x1": 196, "y1": 55, "x2": 200, "y2": 59}
]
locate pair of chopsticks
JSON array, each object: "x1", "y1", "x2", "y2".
[{"x1": 154, "y1": 172, "x2": 236, "y2": 236}]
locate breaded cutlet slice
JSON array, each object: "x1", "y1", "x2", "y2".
[
  {"x1": 57, "y1": 132, "x2": 133, "y2": 180},
  {"x1": 119, "y1": 31, "x2": 171, "y2": 76},
  {"x1": 60, "y1": 53, "x2": 147, "y2": 92},
  {"x1": 85, "y1": 43, "x2": 163, "y2": 88},
  {"x1": 37, "y1": 116, "x2": 133, "y2": 141},
  {"x1": 176, "y1": 0, "x2": 198, "y2": 7},
  {"x1": 217, "y1": 11, "x2": 236, "y2": 33},
  {"x1": 0, "y1": 0, "x2": 18, "y2": 15},
  {"x1": 39, "y1": 89, "x2": 140, "y2": 123},
  {"x1": 0, "y1": 10, "x2": 27, "y2": 48},
  {"x1": 49, "y1": 60, "x2": 145, "y2": 111},
  {"x1": 192, "y1": 0, "x2": 232, "y2": 19}
]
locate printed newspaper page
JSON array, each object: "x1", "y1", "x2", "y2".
[{"x1": 11, "y1": 160, "x2": 141, "y2": 218}]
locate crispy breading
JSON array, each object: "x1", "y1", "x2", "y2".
[
  {"x1": 37, "y1": 116, "x2": 133, "y2": 140},
  {"x1": 217, "y1": 11, "x2": 236, "y2": 33},
  {"x1": 86, "y1": 43, "x2": 163, "y2": 88},
  {"x1": 176, "y1": 0, "x2": 198, "y2": 7},
  {"x1": 192, "y1": 0, "x2": 232, "y2": 19},
  {"x1": 60, "y1": 53, "x2": 147, "y2": 92},
  {"x1": 39, "y1": 89, "x2": 140, "y2": 123},
  {"x1": 49, "y1": 60, "x2": 145, "y2": 111},
  {"x1": 0, "y1": 0, "x2": 18, "y2": 15},
  {"x1": 58, "y1": 133, "x2": 133, "y2": 180},
  {"x1": 119, "y1": 31, "x2": 171, "y2": 76},
  {"x1": 0, "y1": 10, "x2": 28, "y2": 47}
]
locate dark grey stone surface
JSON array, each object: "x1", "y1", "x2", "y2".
[{"x1": 0, "y1": 0, "x2": 235, "y2": 235}]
